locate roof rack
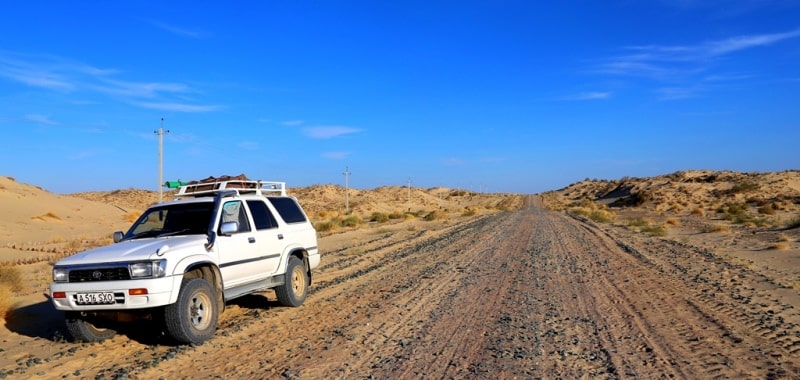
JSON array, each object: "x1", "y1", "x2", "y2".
[{"x1": 175, "y1": 180, "x2": 287, "y2": 198}]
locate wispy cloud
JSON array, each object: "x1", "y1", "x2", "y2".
[
  {"x1": 596, "y1": 28, "x2": 800, "y2": 80},
  {"x1": 25, "y1": 114, "x2": 59, "y2": 125},
  {"x1": 443, "y1": 157, "x2": 466, "y2": 166},
  {"x1": 149, "y1": 20, "x2": 208, "y2": 39},
  {"x1": 0, "y1": 50, "x2": 221, "y2": 113},
  {"x1": 134, "y1": 102, "x2": 222, "y2": 113},
  {"x1": 237, "y1": 141, "x2": 259, "y2": 150},
  {"x1": 303, "y1": 126, "x2": 362, "y2": 139},
  {"x1": 560, "y1": 91, "x2": 613, "y2": 101},
  {"x1": 282, "y1": 120, "x2": 303, "y2": 126},
  {"x1": 322, "y1": 151, "x2": 351, "y2": 159}
]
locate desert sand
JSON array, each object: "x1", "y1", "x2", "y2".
[{"x1": 1, "y1": 171, "x2": 799, "y2": 378}]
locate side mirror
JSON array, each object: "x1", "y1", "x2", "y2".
[
  {"x1": 113, "y1": 231, "x2": 125, "y2": 243},
  {"x1": 219, "y1": 221, "x2": 239, "y2": 236}
]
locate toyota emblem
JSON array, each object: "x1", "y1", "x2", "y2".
[{"x1": 92, "y1": 271, "x2": 103, "y2": 280}]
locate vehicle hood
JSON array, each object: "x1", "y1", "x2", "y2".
[{"x1": 55, "y1": 235, "x2": 208, "y2": 266}]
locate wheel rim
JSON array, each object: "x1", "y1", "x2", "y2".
[
  {"x1": 291, "y1": 266, "x2": 306, "y2": 298},
  {"x1": 188, "y1": 290, "x2": 213, "y2": 330}
]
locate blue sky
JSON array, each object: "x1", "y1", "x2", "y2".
[{"x1": 1, "y1": 1, "x2": 798, "y2": 194}]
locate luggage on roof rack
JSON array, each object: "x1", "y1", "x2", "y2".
[{"x1": 175, "y1": 179, "x2": 287, "y2": 198}]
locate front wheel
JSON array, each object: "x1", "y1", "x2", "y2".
[
  {"x1": 65, "y1": 312, "x2": 117, "y2": 342},
  {"x1": 275, "y1": 257, "x2": 308, "y2": 307},
  {"x1": 164, "y1": 278, "x2": 219, "y2": 344}
]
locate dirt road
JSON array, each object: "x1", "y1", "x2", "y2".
[{"x1": 4, "y1": 197, "x2": 800, "y2": 378}]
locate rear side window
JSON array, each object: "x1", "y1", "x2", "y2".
[
  {"x1": 246, "y1": 200, "x2": 279, "y2": 230},
  {"x1": 268, "y1": 197, "x2": 308, "y2": 224}
]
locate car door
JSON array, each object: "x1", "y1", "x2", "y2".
[
  {"x1": 245, "y1": 199, "x2": 283, "y2": 275},
  {"x1": 215, "y1": 200, "x2": 265, "y2": 287}
]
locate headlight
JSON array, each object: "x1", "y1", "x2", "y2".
[
  {"x1": 129, "y1": 260, "x2": 167, "y2": 279},
  {"x1": 53, "y1": 267, "x2": 69, "y2": 282}
]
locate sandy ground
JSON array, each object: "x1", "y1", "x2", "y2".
[{"x1": 2, "y1": 192, "x2": 800, "y2": 378}]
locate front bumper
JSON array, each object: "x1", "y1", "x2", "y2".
[{"x1": 50, "y1": 275, "x2": 180, "y2": 311}]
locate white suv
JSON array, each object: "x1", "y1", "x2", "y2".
[{"x1": 50, "y1": 179, "x2": 319, "y2": 344}]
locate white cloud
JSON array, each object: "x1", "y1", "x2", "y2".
[
  {"x1": 25, "y1": 114, "x2": 59, "y2": 125},
  {"x1": 0, "y1": 50, "x2": 223, "y2": 113},
  {"x1": 149, "y1": 20, "x2": 208, "y2": 39},
  {"x1": 237, "y1": 141, "x2": 259, "y2": 150},
  {"x1": 443, "y1": 157, "x2": 466, "y2": 166},
  {"x1": 561, "y1": 91, "x2": 613, "y2": 101},
  {"x1": 303, "y1": 126, "x2": 362, "y2": 139},
  {"x1": 133, "y1": 102, "x2": 223, "y2": 113},
  {"x1": 596, "y1": 28, "x2": 800, "y2": 80}
]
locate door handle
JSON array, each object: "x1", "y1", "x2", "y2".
[
  {"x1": 248, "y1": 237, "x2": 256, "y2": 243},
  {"x1": 277, "y1": 234, "x2": 284, "y2": 240}
]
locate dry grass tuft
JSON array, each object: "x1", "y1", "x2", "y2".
[
  {"x1": 0, "y1": 265, "x2": 23, "y2": 292},
  {"x1": 690, "y1": 208, "x2": 706, "y2": 216},
  {"x1": 768, "y1": 243, "x2": 790, "y2": 251},
  {"x1": 0, "y1": 283, "x2": 14, "y2": 321},
  {"x1": 424, "y1": 210, "x2": 449, "y2": 221},
  {"x1": 702, "y1": 223, "x2": 731, "y2": 233},
  {"x1": 124, "y1": 211, "x2": 140, "y2": 223}
]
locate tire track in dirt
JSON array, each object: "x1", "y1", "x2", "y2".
[{"x1": 8, "y1": 200, "x2": 800, "y2": 379}]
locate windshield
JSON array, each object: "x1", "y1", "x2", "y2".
[{"x1": 124, "y1": 202, "x2": 214, "y2": 240}]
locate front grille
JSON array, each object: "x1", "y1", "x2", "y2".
[{"x1": 68, "y1": 267, "x2": 131, "y2": 282}]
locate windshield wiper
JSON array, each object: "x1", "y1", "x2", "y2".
[{"x1": 157, "y1": 229, "x2": 190, "y2": 237}]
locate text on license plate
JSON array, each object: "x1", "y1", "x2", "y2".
[{"x1": 76, "y1": 292, "x2": 116, "y2": 305}]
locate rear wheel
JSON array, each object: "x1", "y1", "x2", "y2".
[
  {"x1": 164, "y1": 278, "x2": 218, "y2": 344},
  {"x1": 65, "y1": 312, "x2": 117, "y2": 342},
  {"x1": 276, "y1": 257, "x2": 308, "y2": 307}
]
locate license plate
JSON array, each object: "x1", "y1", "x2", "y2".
[{"x1": 76, "y1": 292, "x2": 116, "y2": 305}]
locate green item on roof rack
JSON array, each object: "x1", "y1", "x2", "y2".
[{"x1": 164, "y1": 180, "x2": 188, "y2": 189}]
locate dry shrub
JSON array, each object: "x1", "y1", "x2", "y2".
[
  {"x1": 702, "y1": 223, "x2": 730, "y2": 233},
  {"x1": 690, "y1": 208, "x2": 706, "y2": 216},
  {"x1": 124, "y1": 211, "x2": 140, "y2": 223},
  {"x1": 642, "y1": 225, "x2": 667, "y2": 236},
  {"x1": 588, "y1": 210, "x2": 614, "y2": 223},
  {"x1": 318, "y1": 210, "x2": 329, "y2": 219},
  {"x1": 0, "y1": 283, "x2": 14, "y2": 321},
  {"x1": 666, "y1": 217, "x2": 680, "y2": 226},
  {"x1": 786, "y1": 214, "x2": 800, "y2": 229},
  {"x1": 769, "y1": 243, "x2": 789, "y2": 251},
  {"x1": 0, "y1": 265, "x2": 23, "y2": 292},
  {"x1": 461, "y1": 208, "x2": 477, "y2": 217},
  {"x1": 370, "y1": 212, "x2": 389, "y2": 223},
  {"x1": 758, "y1": 204, "x2": 776, "y2": 215},
  {"x1": 628, "y1": 218, "x2": 650, "y2": 227},
  {"x1": 424, "y1": 210, "x2": 449, "y2": 221},
  {"x1": 315, "y1": 221, "x2": 339, "y2": 233}
]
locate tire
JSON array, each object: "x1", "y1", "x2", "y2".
[
  {"x1": 164, "y1": 278, "x2": 219, "y2": 344},
  {"x1": 65, "y1": 312, "x2": 117, "y2": 342},
  {"x1": 275, "y1": 256, "x2": 308, "y2": 307}
]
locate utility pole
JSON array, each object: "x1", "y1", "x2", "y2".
[
  {"x1": 154, "y1": 118, "x2": 169, "y2": 203},
  {"x1": 343, "y1": 166, "x2": 351, "y2": 214},
  {"x1": 407, "y1": 177, "x2": 412, "y2": 212}
]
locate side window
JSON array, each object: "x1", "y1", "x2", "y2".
[
  {"x1": 246, "y1": 200, "x2": 278, "y2": 230},
  {"x1": 220, "y1": 201, "x2": 251, "y2": 233},
  {"x1": 267, "y1": 197, "x2": 308, "y2": 224}
]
